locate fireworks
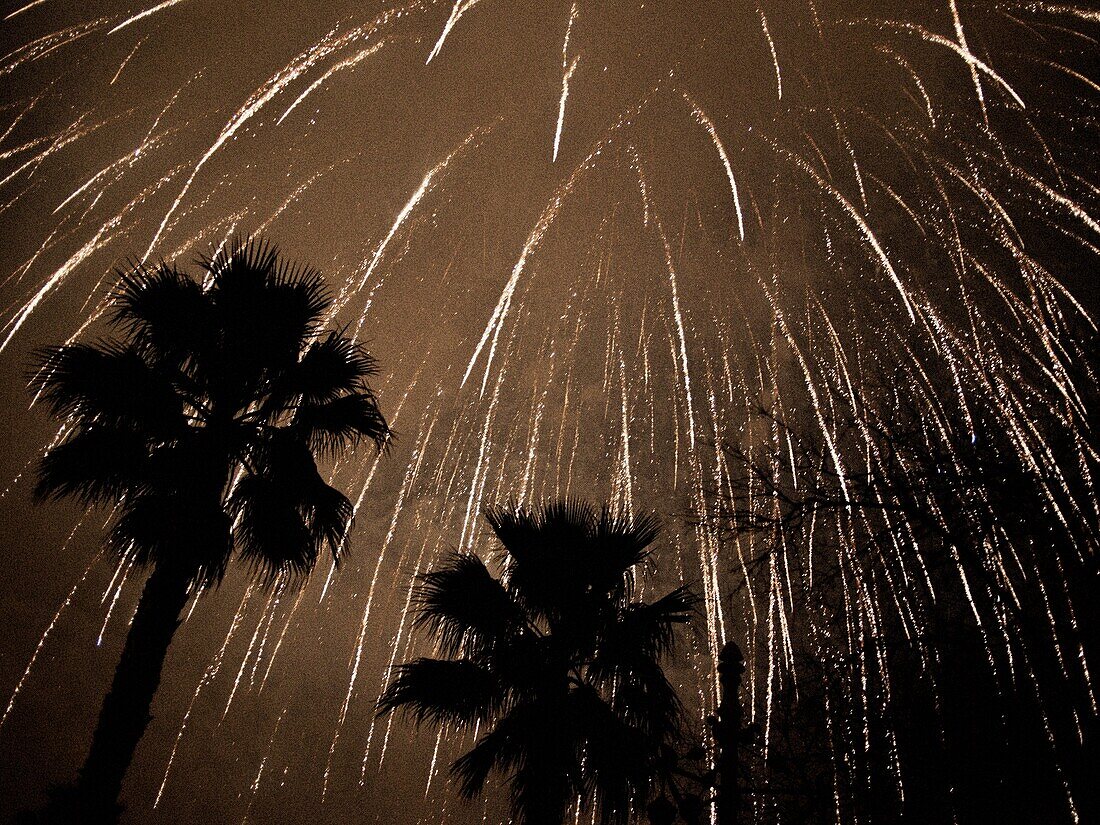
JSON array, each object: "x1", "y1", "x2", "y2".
[{"x1": 1, "y1": 1, "x2": 1097, "y2": 823}]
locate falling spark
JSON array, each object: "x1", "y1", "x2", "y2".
[
  {"x1": 683, "y1": 93, "x2": 746, "y2": 242},
  {"x1": 426, "y1": 0, "x2": 484, "y2": 64},
  {"x1": 553, "y1": 3, "x2": 580, "y2": 163},
  {"x1": 109, "y1": 0, "x2": 191, "y2": 34},
  {"x1": 0, "y1": 3, "x2": 1097, "y2": 822},
  {"x1": 1, "y1": 558, "x2": 97, "y2": 733},
  {"x1": 758, "y1": 6, "x2": 782, "y2": 100}
]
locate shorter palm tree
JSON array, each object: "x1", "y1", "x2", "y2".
[{"x1": 378, "y1": 500, "x2": 696, "y2": 825}]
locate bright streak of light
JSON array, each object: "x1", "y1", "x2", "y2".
[
  {"x1": 1, "y1": 557, "x2": 96, "y2": 733},
  {"x1": 426, "y1": 0, "x2": 484, "y2": 64},
  {"x1": 683, "y1": 93, "x2": 746, "y2": 242},
  {"x1": 109, "y1": 0, "x2": 190, "y2": 34},
  {"x1": 553, "y1": 4, "x2": 580, "y2": 163}
]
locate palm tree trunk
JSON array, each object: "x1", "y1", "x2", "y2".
[
  {"x1": 716, "y1": 641, "x2": 745, "y2": 825},
  {"x1": 75, "y1": 563, "x2": 191, "y2": 822}
]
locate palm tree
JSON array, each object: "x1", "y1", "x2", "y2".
[
  {"x1": 378, "y1": 500, "x2": 696, "y2": 825},
  {"x1": 30, "y1": 238, "x2": 389, "y2": 822}
]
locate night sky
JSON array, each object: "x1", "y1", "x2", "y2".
[{"x1": 1, "y1": 1, "x2": 1097, "y2": 823}]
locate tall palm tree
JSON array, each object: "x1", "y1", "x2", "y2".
[
  {"x1": 378, "y1": 500, "x2": 696, "y2": 825},
  {"x1": 30, "y1": 238, "x2": 389, "y2": 822}
]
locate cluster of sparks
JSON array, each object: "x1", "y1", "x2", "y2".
[{"x1": 1, "y1": 1, "x2": 1098, "y2": 823}]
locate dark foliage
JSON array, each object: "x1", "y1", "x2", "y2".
[
  {"x1": 379, "y1": 500, "x2": 697, "y2": 825},
  {"x1": 29, "y1": 237, "x2": 390, "y2": 822}
]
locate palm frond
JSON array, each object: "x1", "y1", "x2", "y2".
[
  {"x1": 228, "y1": 472, "x2": 317, "y2": 584},
  {"x1": 589, "y1": 506, "x2": 662, "y2": 597},
  {"x1": 450, "y1": 722, "x2": 514, "y2": 801},
  {"x1": 377, "y1": 657, "x2": 502, "y2": 728},
  {"x1": 586, "y1": 587, "x2": 694, "y2": 739},
  {"x1": 109, "y1": 262, "x2": 210, "y2": 366},
  {"x1": 262, "y1": 331, "x2": 378, "y2": 417},
  {"x1": 300, "y1": 333, "x2": 379, "y2": 399},
  {"x1": 303, "y1": 475, "x2": 355, "y2": 557},
  {"x1": 485, "y1": 500, "x2": 662, "y2": 627},
  {"x1": 110, "y1": 490, "x2": 232, "y2": 585},
  {"x1": 485, "y1": 499, "x2": 596, "y2": 563},
  {"x1": 590, "y1": 654, "x2": 684, "y2": 742},
  {"x1": 485, "y1": 500, "x2": 596, "y2": 623},
  {"x1": 34, "y1": 427, "x2": 150, "y2": 505},
  {"x1": 229, "y1": 438, "x2": 352, "y2": 584},
  {"x1": 198, "y1": 235, "x2": 279, "y2": 282},
  {"x1": 294, "y1": 391, "x2": 390, "y2": 456},
  {"x1": 194, "y1": 238, "x2": 334, "y2": 405},
  {"x1": 414, "y1": 553, "x2": 526, "y2": 658},
  {"x1": 209, "y1": 237, "x2": 329, "y2": 342},
  {"x1": 606, "y1": 586, "x2": 698, "y2": 660},
  {"x1": 31, "y1": 342, "x2": 185, "y2": 437},
  {"x1": 449, "y1": 704, "x2": 573, "y2": 810},
  {"x1": 567, "y1": 685, "x2": 654, "y2": 825}
]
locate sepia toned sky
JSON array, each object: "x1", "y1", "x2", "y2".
[{"x1": 1, "y1": 1, "x2": 1098, "y2": 822}]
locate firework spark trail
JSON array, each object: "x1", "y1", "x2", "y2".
[
  {"x1": 683, "y1": 94, "x2": 746, "y2": 242},
  {"x1": 53, "y1": 114, "x2": 176, "y2": 216},
  {"x1": 460, "y1": 158, "x2": 589, "y2": 395},
  {"x1": 424, "y1": 727, "x2": 445, "y2": 797},
  {"x1": 96, "y1": 556, "x2": 136, "y2": 647},
  {"x1": 0, "y1": 91, "x2": 49, "y2": 148},
  {"x1": 947, "y1": 0, "x2": 990, "y2": 126},
  {"x1": 351, "y1": 123, "x2": 488, "y2": 301},
  {"x1": 0, "y1": 19, "x2": 111, "y2": 78},
  {"x1": 277, "y1": 41, "x2": 389, "y2": 125},
  {"x1": 248, "y1": 586, "x2": 285, "y2": 687},
  {"x1": 0, "y1": 110, "x2": 118, "y2": 191},
  {"x1": 757, "y1": 6, "x2": 782, "y2": 101},
  {"x1": 459, "y1": 339, "x2": 512, "y2": 549},
  {"x1": 759, "y1": 273, "x2": 852, "y2": 503},
  {"x1": 259, "y1": 587, "x2": 306, "y2": 692},
  {"x1": 0, "y1": 555, "x2": 96, "y2": 734},
  {"x1": 319, "y1": 366, "x2": 422, "y2": 602},
  {"x1": 109, "y1": 0, "x2": 191, "y2": 34},
  {"x1": 652, "y1": 211, "x2": 729, "y2": 698},
  {"x1": 255, "y1": 165, "x2": 342, "y2": 237},
  {"x1": 627, "y1": 144, "x2": 652, "y2": 226},
  {"x1": 553, "y1": 3, "x2": 580, "y2": 163},
  {"x1": 141, "y1": 3, "x2": 421, "y2": 263},
  {"x1": 325, "y1": 403, "x2": 437, "y2": 797},
  {"x1": 518, "y1": 340, "x2": 553, "y2": 505},
  {"x1": 425, "y1": 0, "x2": 483, "y2": 64},
  {"x1": 862, "y1": 19, "x2": 1027, "y2": 108},
  {"x1": 1009, "y1": 162, "x2": 1100, "y2": 237},
  {"x1": 110, "y1": 35, "x2": 147, "y2": 84},
  {"x1": 3, "y1": 0, "x2": 49, "y2": 20},
  {"x1": 370, "y1": 475, "x2": 443, "y2": 770},
  {"x1": 0, "y1": 133, "x2": 51, "y2": 165},
  {"x1": 653, "y1": 217, "x2": 698, "y2": 451},
  {"x1": 461, "y1": 99, "x2": 651, "y2": 396},
  {"x1": 613, "y1": 305, "x2": 634, "y2": 516},
  {"x1": 155, "y1": 584, "x2": 256, "y2": 807},
  {"x1": 0, "y1": 215, "x2": 121, "y2": 355},
  {"x1": 2, "y1": 2, "x2": 1099, "y2": 820},
  {"x1": 771, "y1": 141, "x2": 917, "y2": 323},
  {"x1": 241, "y1": 707, "x2": 287, "y2": 823}
]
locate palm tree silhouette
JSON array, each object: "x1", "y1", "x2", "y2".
[
  {"x1": 29, "y1": 238, "x2": 389, "y2": 822},
  {"x1": 378, "y1": 500, "x2": 696, "y2": 825}
]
